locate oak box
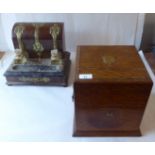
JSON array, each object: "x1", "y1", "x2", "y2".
[{"x1": 73, "y1": 46, "x2": 153, "y2": 136}]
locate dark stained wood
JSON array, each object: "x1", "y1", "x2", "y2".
[{"x1": 73, "y1": 45, "x2": 153, "y2": 137}]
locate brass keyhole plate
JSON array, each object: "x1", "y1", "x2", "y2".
[{"x1": 102, "y1": 55, "x2": 116, "y2": 65}]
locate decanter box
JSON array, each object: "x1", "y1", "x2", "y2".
[
  {"x1": 4, "y1": 23, "x2": 71, "y2": 86},
  {"x1": 73, "y1": 46, "x2": 153, "y2": 136}
]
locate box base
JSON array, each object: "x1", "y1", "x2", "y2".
[
  {"x1": 4, "y1": 60, "x2": 71, "y2": 87},
  {"x1": 73, "y1": 129, "x2": 142, "y2": 137},
  {"x1": 4, "y1": 52, "x2": 71, "y2": 87}
]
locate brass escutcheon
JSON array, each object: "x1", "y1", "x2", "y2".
[{"x1": 102, "y1": 55, "x2": 115, "y2": 65}]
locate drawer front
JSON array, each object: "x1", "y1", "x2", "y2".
[
  {"x1": 74, "y1": 107, "x2": 144, "y2": 132},
  {"x1": 6, "y1": 76, "x2": 66, "y2": 86}
]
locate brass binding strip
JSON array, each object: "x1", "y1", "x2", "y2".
[
  {"x1": 14, "y1": 25, "x2": 28, "y2": 64},
  {"x1": 19, "y1": 77, "x2": 50, "y2": 83},
  {"x1": 14, "y1": 25, "x2": 25, "y2": 51},
  {"x1": 33, "y1": 24, "x2": 44, "y2": 57},
  {"x1": 49, "y1": 24, "x2": 60, "y2": 49}
]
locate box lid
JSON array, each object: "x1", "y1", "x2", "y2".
[
  {"x1": 75, "y1": 46, "x2": 152, "y2": 83},
  {"x1": 12, "y1": 23, "x2": 64, "y2": 58}
]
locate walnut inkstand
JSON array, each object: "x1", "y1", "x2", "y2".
[{"x1": 4, "y1": 23, "x2": 71, "y2": 86}]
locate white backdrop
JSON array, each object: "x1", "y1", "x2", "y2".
[{"x1": 0, "y1": 13, "x2": 144, "y2": 52}]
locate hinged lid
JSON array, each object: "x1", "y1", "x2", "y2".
[
  {"x1": 75, "y1": 46, "x2": 152, "y2": 83},
  {"x1": 12, "y1": 22, "x2": 64, "y2": 58}
]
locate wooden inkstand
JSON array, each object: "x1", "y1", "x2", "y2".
[
  {"x1": 4, "y1": 23, "x2": 71, "y2": 86},
  {"x1": 73, "y1": 46, "x2": 153, "y2": 136}
]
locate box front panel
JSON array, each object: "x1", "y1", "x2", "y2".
[
  {"x1": 73, "y1": 82, "x2": 151, "y2": 136},
  {"x1": 74, "y1": 82, "x2": 152, "y2": 108}
]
